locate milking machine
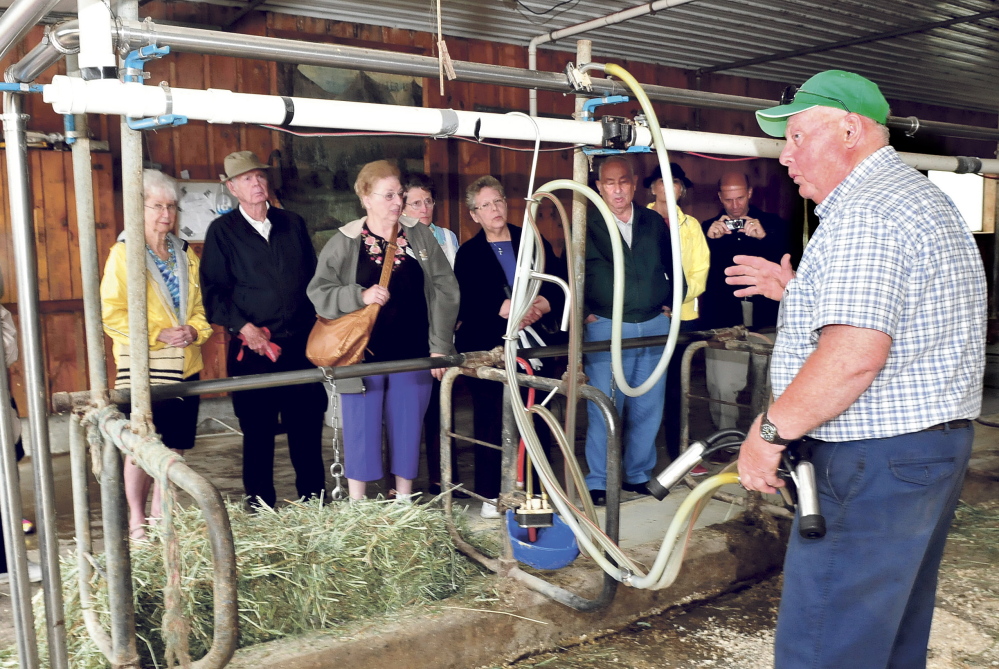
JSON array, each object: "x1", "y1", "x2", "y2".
[{"x1": 648, "y1": 428, "x2": 826, "y2": 539}]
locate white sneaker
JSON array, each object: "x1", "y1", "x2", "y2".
[{"x1": 480, "y1": 500, "x2": 501, "y2": 519}]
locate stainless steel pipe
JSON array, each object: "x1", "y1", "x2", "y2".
[
  {"x1": 0, "y1": 0, "x2": 61, "y2": 65},
  {"x1": 2, "y1": 90, "x2": 68, "y2": 669},
  {"x1": 10, "y1": 17, "x2": 999, "y2": 142}
]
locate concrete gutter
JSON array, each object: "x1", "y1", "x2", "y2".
[{"x1": 227, "y1": 518, "x2": 786, "y2": 669}]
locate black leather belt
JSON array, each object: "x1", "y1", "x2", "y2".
[{"x1": 923, "y1": 419, "x2": 972, "y2": 432}]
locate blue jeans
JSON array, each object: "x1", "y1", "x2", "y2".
[
  {"x1": 583, "y1": 313, "x2": 670, "y2": 490},
  {"x1": 775, "y1": 424, "x2": 973, "y2": 669}
]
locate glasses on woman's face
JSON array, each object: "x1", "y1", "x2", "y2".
[
  {"x1": 371, "y1": 191, "x2": 405, "y2": 202},
  {"x1": 145, "y1": 203, "x2": 179, "y2": 214},
  {"x1": 472, "y1": 197, "x2": 506, "y2": 212},
  {"x1": 404, "y1": 197, "x2": 435, "y2": 210}
]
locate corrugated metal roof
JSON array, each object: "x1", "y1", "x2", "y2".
[
  {"x1": 223, "y1": 0, "x2": 999, "y2": 114},
  {"x1": 7, "y1": 0, "x2": 999, "y2": 113}
]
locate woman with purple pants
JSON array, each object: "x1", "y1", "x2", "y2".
[{"x1": 307, "y1": 160, "x2": 459, "y2": 500}]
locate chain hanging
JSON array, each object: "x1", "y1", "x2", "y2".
[{"x1": 323, "y1": 368, "x2": 346, "y2": 501}]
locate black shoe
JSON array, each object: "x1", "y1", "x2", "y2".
[
  {"x1": 589, "y1": 489, "x2": 606, "y2": 506},
  {"x1": 621, "y1": 481, "x2": 650, "y2": 495}
]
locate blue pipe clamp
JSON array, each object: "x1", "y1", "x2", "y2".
[{"x1": 122, "y1": 45, "x2": 188, "y2": 131}]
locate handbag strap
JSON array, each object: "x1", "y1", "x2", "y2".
[{"x1": 377, "y1": 224, "x2": 400, "y2": 288}]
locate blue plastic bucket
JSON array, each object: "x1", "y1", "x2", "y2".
[{"x1": 506, "y1": 509, "x2": 580, "y2": 570}]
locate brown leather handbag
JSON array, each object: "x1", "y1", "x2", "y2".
[{"x1": 306, "y1": 225, "x2": 398, "y2": 367}]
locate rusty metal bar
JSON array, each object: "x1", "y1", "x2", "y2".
[
  {"x1": 67, "y1": 413, "x2": 112, "y2": 658},
  {"x1": 85, "y1": 405, "x2": 239, "y2": 669}
]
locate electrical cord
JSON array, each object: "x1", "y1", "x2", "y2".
[{"x1": 259, "y1": 124, "x2": 581, "y2": 153}]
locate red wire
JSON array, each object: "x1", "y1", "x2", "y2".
[
  {"x1": 682, "y1": 151, "x2": 759, "y2": 162},
  {"x1": 515, "y1": 357, "x2": 536, "y2": 488},
  {"x1": 259, "y1": 124, "x2": 577, "y2": 152},
  {"x1": 515, "y1": 357, "x2": 538, "y2": 543}
]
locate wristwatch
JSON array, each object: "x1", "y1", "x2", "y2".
[{"x1": 760, "y1": 412, "x2": 793, "y2": 445}]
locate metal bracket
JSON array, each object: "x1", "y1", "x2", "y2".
[
  {"x1": 122, "y1": 45, "x2": 189, "y2": 131},
  {"x1": 564, "y1": 61, "x2": 592, "y2": 93}
]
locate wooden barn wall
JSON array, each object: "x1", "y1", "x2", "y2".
[{"x1": 0, "y1": 7, "x2": 996, "y2": 406}]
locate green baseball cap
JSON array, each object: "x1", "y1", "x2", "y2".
[{"x1": 756, "y1": 70, "x2": 890, "y2": 138}]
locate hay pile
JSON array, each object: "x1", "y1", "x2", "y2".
[{"x1": 5, "y1": 498, "x2": 478, "y2": 668}]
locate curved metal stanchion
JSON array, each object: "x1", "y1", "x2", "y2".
[{"x1": 82, "y1": 406, "x2": 239, "y2": 669}]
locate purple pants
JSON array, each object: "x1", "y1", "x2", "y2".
[{"x1": 341, "y1": 370, "x2": 433, "y2": 482}]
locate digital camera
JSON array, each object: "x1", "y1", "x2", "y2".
[{"x1": 725, "y1": 218, "x2": 746, "y2": 231}]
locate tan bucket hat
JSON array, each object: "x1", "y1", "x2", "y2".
[{"x1": 221, "y1": 150, "x2": 269, "y2": 182}]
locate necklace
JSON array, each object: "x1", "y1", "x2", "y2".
[{"x1": 490, "y1": 242, "x2": 505, "y2": 255}]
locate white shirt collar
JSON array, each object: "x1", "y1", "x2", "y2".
[{"x1": 239, "y1": 202, "x2": 272, "y2": 241}]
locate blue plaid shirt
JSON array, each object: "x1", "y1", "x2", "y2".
[{"x1": 771, "y1": 147, "x2": 986, "y2": 441}]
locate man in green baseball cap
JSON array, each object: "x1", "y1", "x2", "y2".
[
  {"x1": 755, "y1": 69, "x2": 890, "y2": 138},
  {"x1": 725, "y1": 69, "x2": 987, "y2": 669}
]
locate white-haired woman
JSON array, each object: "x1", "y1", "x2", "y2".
[{"x1": 101, "y1": 169, "x2": 213, "y2": 540}]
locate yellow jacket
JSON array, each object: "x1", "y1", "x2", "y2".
[
  {"x1": 649, "y1": 203, "x2": 710, "y2": 321},
  {"x1": 101, "y1": 235, "x2": 213, "y2": 379}
]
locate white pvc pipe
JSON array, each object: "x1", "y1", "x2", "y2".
[
  {"x1": 76, "y1": 0, "x2": 115, "y2": 71},
  {"x1": 528, "y1": 0, "x2": 702, "y2": 116},
  {"x1": 41, "y1": 76, "x2": 999, "y2": 174}
]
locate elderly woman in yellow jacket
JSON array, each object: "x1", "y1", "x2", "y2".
[
  {"x1": 646, "y1": 162, "x2": 712, "y2": 468},
  {"x1": 101, "y1": 169, "x2": 213, "y2": 540}
]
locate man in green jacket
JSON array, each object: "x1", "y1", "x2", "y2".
[{"x1": 583, "y1": 155, "x2": 680, "y2": 505}]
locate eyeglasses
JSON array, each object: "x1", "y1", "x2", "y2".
[
  {"x1": 780, "y1": 84, "x2": 852, "y2": 113},
  {"x1": 471, "y1": 198, "x2": 506, "y2": 212},
  {"x1": 371, "y1": 191, "x2": 405, "y2": 202},
  {"x1": 145, "y1": 203, "x2": 179, "y2": 214},
  {"x1": 405, "y1": 197, "x2": 435, "y2": 209}
]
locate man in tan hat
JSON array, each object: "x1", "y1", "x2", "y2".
[{"x1": 201, "y1": 150, "x2": 326, "y2": 509}]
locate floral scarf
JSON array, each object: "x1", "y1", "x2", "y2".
[{"x1": 361, "y1": 223, "x2": 409, "y2": 267}]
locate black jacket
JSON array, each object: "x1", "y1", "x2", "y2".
[
  {"x1": 200, "y1": 207, "x2": 318, "y2": 339},
  {"x1": 454, "y1": 225, "x2": 566, "y2": 354},
  {"x1": 699, "y1": 205, "x2": 789, "y2": 330},
  {"x1": 585, "y1": 205, "x2": 680, "y2": 323}
]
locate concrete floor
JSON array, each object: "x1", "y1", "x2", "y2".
[{"x1": 4, "y1": 355, "x2": 999, "y2": 662}]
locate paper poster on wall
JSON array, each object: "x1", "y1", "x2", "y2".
[{"x1": 176, "y1": 181, "x2": 238, "y2": 242}]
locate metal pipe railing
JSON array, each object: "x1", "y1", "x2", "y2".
[
  {"x1": 0, "y1": 288, "x2": 39, "y2": 667},
  {"x1": 51, "y1": 334, "x2": 742, "y2": 413},
  {"x1": 7, "y1": 16, "x2": 999, "y2": 143},
  {"x1": 119, "y1": 0, "x2": 151, "y2": 433},
  {"x1": 5, "y1": 19, "x2": 78, "y2": 83},
  {"x1": 86, "y1": 405, "x2": 238, "y2": 669},
  {"x1": 561, "y1": 38, "x2": 591, "y2": 505},
  {"x1": 1, "y1": 90, "x2": 68, "y2": 669},
  {"x1": 0, "y1": 0, "x2": 61, "y2": 65},
  {"x1": 65, "y1": 52, "x2": 108, "y2": 400},
  {"x1": 67, "y1": 413, "x2": 112, "y2": 658}
]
